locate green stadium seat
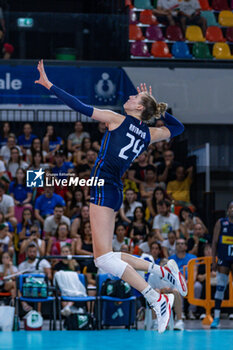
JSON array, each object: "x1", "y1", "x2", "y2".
[
  {"x1": 192, "y1": 42, "x2": 212, "y2": 58},
  {"x1": 134, "y1": 0, "x2": 153, "y2": 9},
  {"x1": 201, "y1": 11, "x2": 219, "y2": 26}
]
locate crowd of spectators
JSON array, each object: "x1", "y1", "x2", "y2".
[{"x1": 0, "y1": 120, "x2": 216, "y2": 326}]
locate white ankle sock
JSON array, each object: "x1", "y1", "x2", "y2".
[
  {"x1": 214, "y1": 310, "x2": 220, "y2": 319},
  {"x1": 141, "y1": 285, "x2": 160, "y2": 307},
  {"x1": 148, "y1": 262, "x2": 163, "y2": 277}
]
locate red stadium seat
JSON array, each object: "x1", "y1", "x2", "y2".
[
  {"x1": 226, "y1": 27, "x2": 233, "y2": 41},
  {"x1": 198, "y1": 0, "x2": 212, "y2": 11},
  {"x1": 146, "y1": 25, "x2": 164, "y2": 40},
  {"x1": 166, "y1": 25, "x2": 184, "y2": 41},
  {"x1": 206, "y1": 26, "x2": 226, "y2": 42},
  {"x1": 125, "y1": 0, "x2": 134, "y2": 9},
  {"x1": 151, "y1": 41, "x2": 172, "y2": 58},
  {"x1": 212, "y1": 0, "x2": 230, "y2": 11},
  {"x1": 131, "y1": 41, "x2": 151, "y2": 57},
  {"x1": 139, "y1": 10, "x2": 158, "y2": 25},
  {"x1": 129, "y1": 25, "x2": 144, "y2": 40}
]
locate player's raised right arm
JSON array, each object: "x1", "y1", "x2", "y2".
[{"x1": 35, "y1": 60, "x2": 123, "y2": 125}]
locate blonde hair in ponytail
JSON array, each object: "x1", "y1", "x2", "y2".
[{"x1": 140, "y1": 93, "x2": 168, "y2": 121}]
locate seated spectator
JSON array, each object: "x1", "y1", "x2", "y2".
[
  {"x1": 0, "y1": 223, "x2": 14, "y2": 255},
  {"x1": 19, "y1": 223, "x2": 45, "y2": 257},
  {"x1": 166, "y1": 166, "x2": 193, "y2": 207},
  {"x1": 162, "y1": 230, "x2": 177, "y2": 258},
  {"x1": 7, "y1": 147, "x2": 28, "y2": 178},
  {"x1": 71, "y1": 205, "x2": 90, "y2": 238},
  {"x1": 18, "y1": 123, "x2": 37, "y2": 157},
  {"x1": 0, "y1": 122, "x2": 11, "y2": 148},
  {"x1": 76, "y1": 149, "x2": 97, "y2": 179},
  {"x1": 67, "y1": 121, "x2": 90, "y2": 153},
  {"x1": 122, "y1": 171, "x2": 139, "y2": 199},
  {"x1": 75, "y1": 221, "x2": 96, "y2": 273},
  {"x1": 0, "y1": 183, "x2": 17, "y2": 228},
  {"x1": 65, "y1": 188, "x2": 86, "y2": 220},
  {"x1": 179, "y1": 207, "x2": 207, "y2": 239},
  {"x1": 90, "y1": 121, "x2": 106, "y2": 152},
  {"x1": 0, "y1": 159, "x2": 7, "y2": 180},
  {"x1": 157, "y1": 150, "x2": 181, "y2": 184},
  {"x1": 168, "y1": 238, "x2": 198, "y2": 319},
  {"x1": 196, "y1": 243, "x2": 216, "y2": 319},
  {"x1": 44, "y1": 204, "x2": 71, "y2": 239},
  {"x1": 0, "y1": 134, "x2": 22, "y2": 164},
  {"x1": 26, "y1": 137, "x2": 47, "y2": 164},
  {"x1": 9, "y1": 168, "x2": 32, "y2": 222},
  {"x1": 119, "y1": 189, "x2": 143, "y2": 225},
  {"x1": 43, "y1": 124, "x2": 63, "y2": 157},
  {"x1": 18, "y1": 243, "x2": 52, "y2": 312},
  {"x1": 129, "y1": 207, "x2": 150, "y2": 246},
  {"x1": 46, "y1": 222, "x2": 74, "y2": 256},
  {"x1": 73, "y1": 137, "x2": 92, "y2": 166},
  {"x1": 148, "y1": 141, "x2": 168, "y2": 167},
  {"x1": 138, "y1": 232, "x2": 157, "y2": 255},
  {"x1": 146, "y1": 187, "x2": 167, "y2": 218},
  {"x1": 17, "y1": 208, "x2": 34, "y2": 242},
  {"x1": 140, "y1": 165, "x2": 166, "y2": 201},
  {"x1": 0, "y1": 211, "x2": 14, "y2": 236},
  {"x1": 113, "y1": 224, "x2": 127, "y2": 252},
  {"x1": 153, "y1": 0, "x2": 180, "y2": 26},
  {"x1": 52, "y1": 149, "x2": 74, "y2": 180},
  {"x1": 34, "y1": 186, "x2": 66, "y2": 226},
  {"x1": 128, "y1": 152, "x2": 149, "y2": 186},
  {"x1": 144, "y1": 241, "x2": 162, "y2": 266},
  {"x1": 28, "y1": 151, "x2": 50, "y2": 171},
  {"x1": 178, "y1": 0, "x2": 207, "y2": 36},
  {"x1": 0, "y1": 251, "x2": 18, "y2": 302},
  {"x1": 187, "y1": 223, "x2": 210, "y2": 257},
  {"x1": 152, "y1": 199, "x2": 180, "y2": 241},
  {"x1": 53, "y1": 245, "x2": 81, "y2": 317}
]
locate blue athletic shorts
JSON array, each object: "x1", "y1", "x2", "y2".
[
  {"x1": 217, "y1": 256, "x2": 233, "y2": 268},
  {"x1": 90, "y1": 183, "x2": 123, "y2": 212}
]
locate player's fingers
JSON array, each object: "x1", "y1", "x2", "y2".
[
  {"x1": 137, "y1": 86, "x2": 141, "y2": 94},
  {"x1": 140, "y1": 83, "x2": 144, "y2": 91},
  {"x1": 149, "y1": 85, "x2": 152, "y2": 95},
  {"x1": 143, "y1": 83, "x2": 148, "y2": 93},
  {"x1": 34, "y1": 80, "x2": 39, "y2": 84}
]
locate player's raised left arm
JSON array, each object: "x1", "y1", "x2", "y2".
[
  {"x1": 149, "y1": 112, "x2": 184, "y2": 144},
  {"x1": 35, "y1": 60, "x2": 123, "y2": 125}
]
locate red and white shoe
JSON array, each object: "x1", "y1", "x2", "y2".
[
  {"x1": 153, "y1": 293, "x2": 174, "y2": 334},
  {"x1": 161, "y1": 259, "x2": 187, "y2": 297}
]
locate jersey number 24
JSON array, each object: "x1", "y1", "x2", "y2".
[{"x1": 118, "y1": 132, "x2": 144, "y2": 160}]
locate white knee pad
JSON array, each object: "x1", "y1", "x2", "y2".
[
  {"x1": 94, "y1": 252, "x2": 128, "y2": 278},
  {"x1": 214, "y1": 272, "x2": 228, "y2": 300}
]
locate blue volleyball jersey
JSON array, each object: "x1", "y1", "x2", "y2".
[
  {"x1": 90, "y1": 115, "x2": 151, "y2": 188},
  {"x1": 217, "y1": 218, "x2": 233, "y2": 260}
]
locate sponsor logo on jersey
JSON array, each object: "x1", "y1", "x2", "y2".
[{"x1": 221, "y1": 236, "x2": 233, "y2": 245}]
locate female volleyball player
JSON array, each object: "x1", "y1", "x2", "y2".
[{"x1": 35, "y1": 60, "x2": 187, "y2": 333}]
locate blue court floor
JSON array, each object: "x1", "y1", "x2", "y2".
[{"x1": 0, "y1": 330, "x2": 232, "y2": 350}]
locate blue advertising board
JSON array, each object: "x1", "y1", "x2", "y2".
[{"x1": 0, "y1": 65, "x2": 136, "y2": 105}]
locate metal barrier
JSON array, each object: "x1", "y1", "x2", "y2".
[{"x1": 186, "y1": 257, "x2": 233, "y2": 325}]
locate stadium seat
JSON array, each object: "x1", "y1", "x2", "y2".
[
  {"x1": 129, "y1": 25, "x2": 144, "y2": 40},
  {"x1": 131, "y1": 41, "x2": 151, "y2": 57},
  {"x1": 201, "y1": 11, "x2": 219, "y2": 26},
  {"x1": 206, "y1": 26, "x2": 226, "y2": 42},
  {"x1": 146, "y1": 25, "x2": 164, "y2": 40},
  {"x1": 134, "y1": 0, "x2": 153, "y2": 10},
  {"x1": 226, "y1": 27, "x2": 233, "y2": 41},
  {"x1": 198, "y1": 0, "x2": 212, "y2": 11},
  {"x1": 125, "y1": 0, "x2": 134, "y2": 9},
  {"x1": 129, "y1": 10, "x2": 138, "y2": 24},
  {"x1": 213, "y1": 42, "x2": 233, "y2": 59},
  {"x1": 212, "y1": 0, "x2": 230, "y2": 11},
  {"x1": 231, "y1": 0, "x2": 233, "y2": 10},
  {"x1": 171, "y1": 42, "x2": 192, "y2": 58},
  {"x1": 185, "y1": 25, "x2": 206, "y2": 41},
  {"x1": 139, "y1": 10, "x2": 158, "y2": 25},
  {"x1": 192, "y1": 42, "x2": 212, "y2": 58},
  {"x1": 151, "y1": 41, "x2": 172, "y2": 57},
  {"x1": 218, "y1": 11, "x2": 233, "y2": 26},
  {"x1": 166, "y1": 25, "x2": 184, "y2": 41}
]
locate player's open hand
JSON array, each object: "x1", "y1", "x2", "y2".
[
  {"x1": 137, "y1": 83, "x2": 152, "y2": 95},
  {"x1": 35, "y1": 59, "x2": 52, "y2": 89}
]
